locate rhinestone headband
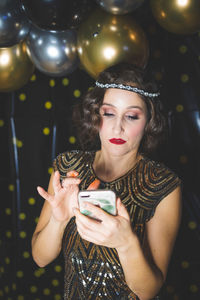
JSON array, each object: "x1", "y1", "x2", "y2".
[{"x1": 95, "y1": 81, "x2": 160, "y2": 98}]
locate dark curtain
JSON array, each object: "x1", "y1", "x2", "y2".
[{"x1": 0, "y1": 3, "x2": 200, "y2": 300}]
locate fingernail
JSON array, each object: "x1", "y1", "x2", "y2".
[
  {"x1": 89, "y1": 179, "x2": 100, "y2": 188},
  {"x1": 69, "y1": 171, "x2": 79, "y2": 177}
]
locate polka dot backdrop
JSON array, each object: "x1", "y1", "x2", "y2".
[{"x1": 0, "y1": 3, "x2": 200, "y2": 300}]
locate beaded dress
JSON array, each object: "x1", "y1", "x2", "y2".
[{"x1": 53, "y1": 150, "x2": 181, "y2": 300}]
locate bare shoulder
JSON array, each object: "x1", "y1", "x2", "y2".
[{"x1": 147, "y1": 185, "x2": 182, "y2": 227}]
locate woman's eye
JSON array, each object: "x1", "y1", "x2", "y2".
[
  {"x1": 103, "y1": 112, "x2": 114, "y2": 117},
  {"x1": 126, "y1": 115, "x2": 139, "y2": 120}
]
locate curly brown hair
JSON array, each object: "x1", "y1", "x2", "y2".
[{"x1": 73, "y1": 63, "x2": 167, "y2": 156}]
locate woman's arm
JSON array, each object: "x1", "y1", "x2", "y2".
[
  {"x1": 32, "y1": 203, "x2": 68, "y2": 268},
  {"x1": 117, "y1": 186, "x2": 182, "y2": 300},
  {"x1": 32, "y1": 170, "x2": 80, "y2": 267}
]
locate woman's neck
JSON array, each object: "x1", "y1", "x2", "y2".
[{"x1": 93, "y1": 149, "x2": 141, "y2": 182}]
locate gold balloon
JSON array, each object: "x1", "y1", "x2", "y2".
[
  {"x1": 151, "y1": 0, "x2": 200, "y2": 34},
  {"x1": 0, "y1": 42, "x2": 35, "y2": 92},
  {"x1": 77, "y1": 9, "x2": 149, "y2": 78}
]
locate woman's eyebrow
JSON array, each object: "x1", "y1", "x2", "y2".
[
  {"x1": 127, "y1": 105, "x2": 143, "y2": 111},
  {"x1": 101, "y1": 103, "x2": 114, "y2": 107},
  {"x1": 102, "y1": 103, "x2": 143, "y2": 111}
]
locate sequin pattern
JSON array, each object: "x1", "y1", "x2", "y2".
[{"x1": 53, "y1": 150, "x2": 181, "y2": 300}]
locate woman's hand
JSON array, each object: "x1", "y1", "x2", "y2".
[
  {"x1": 37, "y1": 170, "x2": 81, "y2": 222},
  {"x1": 74, "y1": 198, "x2": 136, "y2": 250},
  {"x1": 37, "y1": 171, "x2": 101, "y2": 223}
]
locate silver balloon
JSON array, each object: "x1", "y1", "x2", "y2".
[
  {"x1": 96, "y1": 0, "x2": 145, "y2": 14},
  {"x1": 0, "y1": 0, "x2": 31, "y2": 47},
  {"x1": 26, "y1": 24, "x2": 79, "y2": 76}
]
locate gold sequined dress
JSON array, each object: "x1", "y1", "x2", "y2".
[{"x1": 53, "y1": 150, "x2": 181, "y2": 300}]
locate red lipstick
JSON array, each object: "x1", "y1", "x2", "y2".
[{"x1": 109, "y1": 138, "x2": 126, "y2": 145}]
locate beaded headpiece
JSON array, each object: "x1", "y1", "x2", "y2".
[{"x1": 95, "y1": 81, "x2": 160, "y2": 98}]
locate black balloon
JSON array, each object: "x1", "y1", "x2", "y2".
[
  {"x1": 21, "y1": 0, "x2": 96, "y2": 30},
  {"x1": 0, "y1": 0, "x2": 30, "y2": 47}
]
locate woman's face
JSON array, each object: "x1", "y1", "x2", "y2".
[{"x1": 99, "y1": 88, "x2": 148, "y2": 157}]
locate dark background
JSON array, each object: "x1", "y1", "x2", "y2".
[{"x1": 0, "y1": 1, "x2": 200, "y2": 300}]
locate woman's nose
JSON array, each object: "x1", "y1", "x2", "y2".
[{"x1": 113, "y1": 117, "x2": 124, "y2": 134}]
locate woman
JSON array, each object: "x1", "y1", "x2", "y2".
[{"x1": 32, "y1": 63, "x2": 182, "y2": 300}]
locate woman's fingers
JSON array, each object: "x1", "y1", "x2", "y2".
[
  {"x1": 53, "y1": 170, "x2": 80, "y2": 192},
  {"x1": 74, "y1": 209, "x2": 102, "y2": 243},
  {"x1": 74, "y1": 206, "x2": 120, "y2": 246},
  {"x1": 37, "y1": 186, "x2": 53, "y2": 202},
  {"x1": 62, "y1": 177, "x2": 81, "y2": 189},
  {"x1": 74, "y1": 207, "x2": 101, "y2": 231},
  {"x1": 116, "y1": 198, "x2": 130, "y2": 220},
  {"x1": 52, "y1": 171, "x2": 62, "y2": 193},
  {"x1": 82, "y1": 202, "x2": 114, "y2": 223},
  {"x1": 67, "y1": 170, "x2": 79, "y2": 178}
]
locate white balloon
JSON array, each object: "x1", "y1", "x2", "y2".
[{"x1": 26, "y1": 24, "x2": 79, "y2": 76}]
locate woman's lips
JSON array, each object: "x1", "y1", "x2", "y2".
[{"x1": 109, "y1": 138, "x2": 126, "y2": 145}]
